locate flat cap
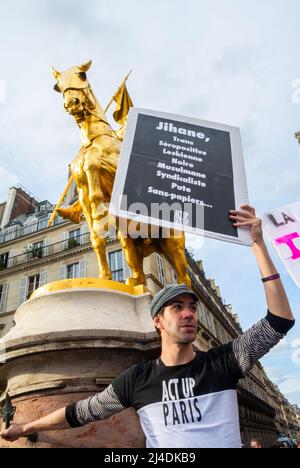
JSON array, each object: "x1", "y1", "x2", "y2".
[{"x1": 150, "y1": 284, "x2": 199, "y2": 319}]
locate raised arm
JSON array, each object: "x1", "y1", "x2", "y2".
[
  {"x1": 232, "y1": 311, "x2": 294, "y2": 376},
  {"x1": 229, "y1": 205, "x2": 294, "y2": 321},
  {"x1": 229, "y1": 205, "x2": 295, "y2": 376}
]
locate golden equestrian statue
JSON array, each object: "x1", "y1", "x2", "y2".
[{"x1": 50, "y1": 60, "x2": 191, "y2": 287}]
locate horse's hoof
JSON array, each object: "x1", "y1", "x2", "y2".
[
  {"x1": 99, "y1": 273, "x2": 112, "y2": 281},
  {"x1": 125, "y1": 276, "x2": 146, "y2": 287},
  {"x1": 57, "y1": 207, "x2": 83, "y2": 224}
]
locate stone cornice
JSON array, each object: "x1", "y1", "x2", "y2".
[{"x1": 0, "y1": 330, "x2": 159, "y2": 363}]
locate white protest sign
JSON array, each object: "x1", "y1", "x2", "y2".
[{"x1": 262, "y1": 202, "x2": 300, "y2": 287}]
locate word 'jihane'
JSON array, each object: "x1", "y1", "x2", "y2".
[{"x1": 156, "y1": 121, "x2": 210, "y2": 142}]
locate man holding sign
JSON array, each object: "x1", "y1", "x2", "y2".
[{"x1": 0, "y1": 206, "x2": 295, "y2": 448}]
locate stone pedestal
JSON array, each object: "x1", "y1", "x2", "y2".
[{"x1": 0, "y1": 279, "x2": 159, "y2": 448}]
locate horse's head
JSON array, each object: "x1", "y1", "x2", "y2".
[{"x1": 52, "y1": 60, "x2": 96, "y2": 124}]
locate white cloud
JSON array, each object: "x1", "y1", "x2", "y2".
[
  {"x1": 264, "y1": 366, "x2": 300, "y2": 406},
  {"x1": 291, "y1": 339, "x2": 300, "y2": 366},
  {"x1": 0, "y1": 80, "x2": 6, "y2": 104},
  {"x1": 278, "y1": 378, "x2": 300, "y2": 406},
  {"x1": 264, "y1": 366, "x2": 284, "y2": 383},
  {"x1": 280, "y1": 378, "x2": 300, "y2": 394}
]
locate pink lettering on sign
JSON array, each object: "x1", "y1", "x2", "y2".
[{"x1": 275, "y1": 232, "x2": 300, "y2": 260}]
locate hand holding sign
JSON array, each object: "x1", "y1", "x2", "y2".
[{"x1": 229, "y1": 205, "x2": 262, "y2": 245}]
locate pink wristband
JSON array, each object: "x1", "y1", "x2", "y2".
[{"x1": 261, "y1": 273, "x2": 280, "y2": 283}]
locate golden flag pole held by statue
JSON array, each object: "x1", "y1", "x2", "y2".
[
  {"x1": 48, "y1": 175, "x2": 73, "y2": 227},
  {"x1": 104, "y1": 69, "x2": 133, "y2": 115},
  {"x1": 48, "y1": 70, "x2": 133, "y2": 228}
]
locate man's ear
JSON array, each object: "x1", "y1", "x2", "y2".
[{"x1": 153, "y1": 314, "x2": 163, "y2": 330}]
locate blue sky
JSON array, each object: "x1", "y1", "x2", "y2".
[{"x1": 0, "y1": 0, "x2": 299, "y2": 406}]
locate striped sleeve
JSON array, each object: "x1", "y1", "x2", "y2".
[
  {"x1": 232, "y1": 311, "x2": 295, "y2": 376},
  {"x1": 65, "y1": 384, "x2": 125, "y2": 428}
]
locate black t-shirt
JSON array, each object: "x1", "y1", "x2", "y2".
[{"x1": 112, "y1": 343, "x2": 243, "y2": 448}]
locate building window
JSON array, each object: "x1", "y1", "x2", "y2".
[
  {"x1": 38, "y1": 216, "x2": 48, "y2": 231},
  {"x1": 171, "y1": 269, "x2": 178, "y2": 284},
  {"x1": 109, "y1": 250, "x2": 124, "y2": 282},
  {"x1": 0, "y1": 284, "x2": 3, "y2": 308},
  {"x1": 67, "y1": 262, "x2": 80, "y2": 279},
  {"x1": 37, "y1": 201, "x2": 52, "y2": 213},
  {"x1": 109, "y1": 250, "x2": 130, "y2": 282},
  {"x1": 156, "y1": 254, "x2": 165, "y2": 286},
  {"x1": 198, "y1": 302, "x2": 209, "y2": 330},
  {"x1": 24, "y1": 221, "x2": 38, "y2": 236},
  {"x1": 33, "y1": 241, "x2": 44, "y2": 258},
  {"x1": 4, "y1": 226, "x2": 18, "y2": 242},
  {"x1": 69, "y1": 229, "x2": 81, "y2": 241},
  {"x1": 0, "y1": 252, "x2": 9, "y2": 270},
  {"x1": 68, "y1": 229, "x2": 81, "y2": 248},
  {"x1": 27, "y1": 274, "x2": 40, "y2": 299},
  {"x1": 27, "y1": 241, "x2": 44, "y2": 260},
  {"x1": 206, "y1": 311, "x2": 216, "y2": 336},
  {"x1": 0, "y1": 283, "x2": 8, "y2": 313}
]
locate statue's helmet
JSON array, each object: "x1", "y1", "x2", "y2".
[{"x1": 51, "y1": 60, "x2": 92, "y2": 93}]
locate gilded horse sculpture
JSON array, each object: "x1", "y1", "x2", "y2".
[{"x1": 51, "y1": 60, "x2": 191, "y2": 287}]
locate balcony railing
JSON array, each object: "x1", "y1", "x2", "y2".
[
  {"x1": 0, "y1": 216, "x2": 66, "y2": 245},
  {"x1": 0, "y1": 232, "x2": 91, "y2": 271}
]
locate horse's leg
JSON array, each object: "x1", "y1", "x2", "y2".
[
  {"x1": 160, "y1": 234, "x2": 191, "y2": 287},
  {"x1": 84, "y1": 147, "x2": 111, "y2": 237},
  {"x1": 117, "y1": 230, "x2": 146, "y2": 286},
  {"x1": 78, "y1": 186, "x2": 112, "y2": 280}
]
